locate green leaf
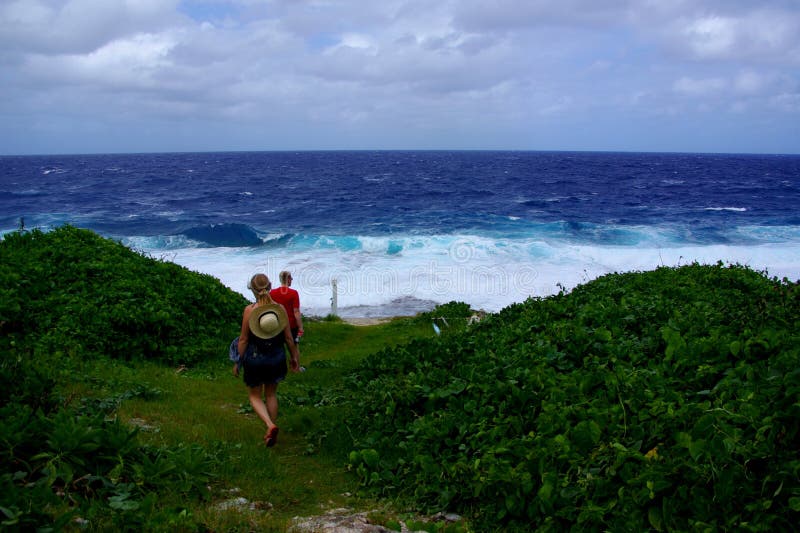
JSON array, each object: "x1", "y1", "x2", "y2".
[
  {"x1": 108, "y1": 494, "x2": 140, "y2": 511},
  {"x1": 360, "y1": 449, "x2": 380, "y2": 469},
  {"x1": 594, "y1": 328, "x2": 613, "y2": 342},
  {"x1": 788, "y1": 497, "x2": 800, "y2": 512},
  {"x1": 689, "y1": 439, "x2": 706, "y2": 461},
  {"x1": 648, "y1": 507, "x2": 663, "y2": 531},
  {"x1": 0, "y1": 506, "x2": 20, "y2": 523},
  {"x1": 729, "y1": 340, "x2": 741, "y2": 356},
  {"x1": 537, "y1": 481, "x2": 554, "y2": 502},
  {"x1": 572, "y1": 420, "x2": 602, "y2": 453}
]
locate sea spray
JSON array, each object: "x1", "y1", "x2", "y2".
[{"x1": 145, "y1": 235, "x2": 800, "y2": 317}]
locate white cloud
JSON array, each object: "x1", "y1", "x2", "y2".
[
  {"x1": 734, "y1": 70, "x2": 768, "y2": 95},
  {"x1": 683, "y1": 16, "x2": 737, "y2": 59},
  {"x1": 24, "y1": 32, "x2": 179, "y2": 88},
  {"x1": 0, "y1": 0, "x2": 183, "y2": 54},
  {"x1": 326, "y1": 32, "x2": 376, "y2": 53},
  {"x1": 664, "y1": 7, "x2": 800, "y2": 64},
  {"x1": 0, "y1": 0, "x2": 798, "y2": 154},
  {"x1": 673, "y1": 76, "x2": 728, "y2": 96},
  {"x1": 771, "y1": 93, "x2": 800, "y2": 113},
  {"x1": 539, "y1": 96, "x2": 574, "y2": 116},
  {"x1": 453, "y1": 0, "x2": 634, "y2": 30}
]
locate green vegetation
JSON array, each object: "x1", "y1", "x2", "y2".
[
  {"x1": 346, "y1": 263, "x2": 800, "y2": 531},
  {"x1": 2, "y1": 226, "x2": 799, "y2": 531},
  {"x1": 1, "y1": 226, "x2": 245, "y2": 366},
  {"x1": 0, "y1": 226, "x2": 435, "y2": 531}
]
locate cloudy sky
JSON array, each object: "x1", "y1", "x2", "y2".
[{"x1": 1, "y1": 0, "x2": 799, "y2": 155}]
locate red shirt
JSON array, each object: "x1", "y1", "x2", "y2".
[{"x1": 270, "y1": 286, "x2": 300, "y2": 329}]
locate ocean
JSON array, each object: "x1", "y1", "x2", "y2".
[{"x1": 2, "y1": 151, "x2": 799, "y2": 317}]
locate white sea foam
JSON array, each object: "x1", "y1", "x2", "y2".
[
  {"x1": 704, "y1": 207, "x2": 748, "y2": 212},
  {"x1": 133, "y1": 234, "x2": 800, "y2": 318},
  {"x1": 42, "y1": 168, "x2": 66, "y2": 175}
]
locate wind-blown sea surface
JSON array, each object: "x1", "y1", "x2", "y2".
[{"x1": 2, "y1": 151, "x2": 799, "y2": 317}]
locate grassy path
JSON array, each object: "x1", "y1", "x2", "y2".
[{"x1": 115, "y1": 318, "x2": 433, "y2": 530}]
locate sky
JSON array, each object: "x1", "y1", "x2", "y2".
[{"x1": 1, "y1": 0, "x2": 799, "y2": 155}]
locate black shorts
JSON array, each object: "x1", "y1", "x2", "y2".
[{"x1": 242, "y1": 346, "x2": 288, "y2": 387}]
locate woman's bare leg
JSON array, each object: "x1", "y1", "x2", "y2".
[
  {"x1": 248, "y1": 385, "x2": 276, "y2": 429},
  {"x1": 264, "y1": 383, "x2": 279, "y2": 422}
]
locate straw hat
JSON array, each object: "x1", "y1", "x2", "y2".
[{"x1": 248, "y1": 303, "x2": 289, "y2": 339}]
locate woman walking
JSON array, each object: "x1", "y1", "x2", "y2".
[{"x1": 234, "y1": 273, "x2": 300, "y2": 446}]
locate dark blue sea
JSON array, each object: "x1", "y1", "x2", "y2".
[{"x1": 2, "y1": 151, "x2": 799, "y2": 317}]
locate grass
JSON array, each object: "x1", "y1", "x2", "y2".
[{"x1": 112, "y1": 317, "x2": 437, "y2": 530}]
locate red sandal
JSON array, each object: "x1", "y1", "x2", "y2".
[{"x1": 264, "y1": 426, "x2": 279, "y2": 447}]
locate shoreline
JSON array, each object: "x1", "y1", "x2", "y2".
[{"x1": 341, "y1": 317, "x2": 396, "y2": 326}]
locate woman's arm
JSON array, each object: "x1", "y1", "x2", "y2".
[
  {"x1": 237, "y1": 305, "x2": 252, "y2": 357},
  {"x1": 233, "y1": 305, "x2": 252, "y2": 377}
]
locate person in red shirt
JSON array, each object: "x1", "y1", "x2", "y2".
[{"x1": 270, "y1": 270, "x2": 304, "y2": 343}]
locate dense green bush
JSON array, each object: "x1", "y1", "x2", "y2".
[
  {"x1": 0, "y1": 226, "x2": 245, "y2": 530},
  {"x1": 415, "y1": 301, "x2": 474, "y2": 323},
  {"x1": 412, "y1": 301, "x2": 475, "y2": 338},
  {"x1": 0, "y1": 364, "x2": 215, "y2": 531},
  {"x1": 1, "y1": 226, "x2": 246, "y2": 366},
  {"x1": 346, "y1": 263, "x2": 800, "y2": 531}
]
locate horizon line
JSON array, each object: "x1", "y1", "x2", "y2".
[{"x1": 3, "y1": 148, "x2": 799, "y2": 158}]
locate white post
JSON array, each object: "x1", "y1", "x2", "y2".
[{"x1": 331, "y1": 278, "x2": 338, "y2": 316}]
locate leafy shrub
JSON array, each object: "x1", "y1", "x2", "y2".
[
  {"x1": 413, "y1": 301, "x2": 475, "y2": 338},
  {"x1": 0, "y1": 226, "x2": 245, "y2": 529},
  {"x1": 345, "y1": 263, "x2": 800, "y2": 531},
  {"x1": 415, "y1": 301, "x2": 474, "y2": 323},
  {"x1": 0, "y1": 352, "x2": 59, "y2": 415},
  {"x1": 0, "y1": 226, "x2": 246, "y2": 365},
  {"x1": 0, "y1": 351, "x2": 218, "y2": 530},
  {"x1": 0, "y1": 403, "x2": 216, "y2": 531}
]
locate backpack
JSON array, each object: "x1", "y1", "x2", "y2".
[{"x1": 228, "y1": 336, "x2": 255, "y2": 363}]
